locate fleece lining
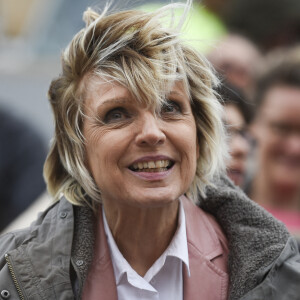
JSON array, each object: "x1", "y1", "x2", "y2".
[{"x1": 200, "y1": 175, "x2": 290, "y2": 300}]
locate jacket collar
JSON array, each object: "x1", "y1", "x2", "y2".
[
  {"x1": 81, "y1": 205, "x2": 117, "y2": 299},
  {"x1": 181, "y1": 195, "x2": 229, "y2": 300},
  {"x1": 181, "y1": 195, "x2": 225, "y2": 260},
  {"x1": 200, "y1": 175, "x2": 290, "y2": 299}
]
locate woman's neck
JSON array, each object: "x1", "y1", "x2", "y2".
[{"x1": 102, "y1": 200, "x2": 179, "y2": 276}]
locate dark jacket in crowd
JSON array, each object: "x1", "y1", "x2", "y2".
[{"x1": 0, "y1": 108, "x2": 46, "y2": 231}]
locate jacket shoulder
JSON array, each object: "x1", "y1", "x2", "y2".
[
  {"x1": 241, "y1": 237, "x2": 300, "y2": 300},
  {"x1": 0, "y1": 198, "x2": 75, "y2": 299},
  {"x1": 0, "y1": 199, "x2": 63, "y2": 267},
  {"x1": 0, "y1": 229, "x2": 31, "y2": 266}
]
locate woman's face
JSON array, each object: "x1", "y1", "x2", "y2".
[
  {"x1": 83, "y1": 77, "x2": 199, "y2": 209},
  {"x1": 224, "y1": 104, "x2": 250, "y2": 187},
  {"x1": 253, "y1": 85, "x2": 300, "y2": 189}
]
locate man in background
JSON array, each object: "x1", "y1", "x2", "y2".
[
  {"x1": 249, "y1": 47, "x2": 300, "y2": 240},
  {"x1": 0, "y1": 107, "x2": 46, "y2": 231}
]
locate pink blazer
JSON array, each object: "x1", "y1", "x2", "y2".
[{"x1": 82, "y1": 196, "x2": 229, "y2": 300}]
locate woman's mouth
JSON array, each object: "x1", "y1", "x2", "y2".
[
  {"x1": 129, "y1": 160, "x2": 174, "y2": 172},
  {"x1": 227, "y1": 168, "x2": 244, "y2": 186}
]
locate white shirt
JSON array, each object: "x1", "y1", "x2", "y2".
[{"x1": 102, "y1": 200, "x2": 190, "y2": 300}]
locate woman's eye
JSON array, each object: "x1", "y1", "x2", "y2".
[
  {"x1": 161, "y1": 101, "x2": 181, "y2": 115},
  {"x1": 104, "y1": 108, "x2": 129, "y2": 124},
  {"x1": 270, "y1": 122, "x2": 292, "y2": 136}
]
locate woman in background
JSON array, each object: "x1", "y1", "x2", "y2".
[
  {"x1": 217, "y1": 83, "x2": 252, "y2": 189},
  {"x1": 250, "y1": 47, "x2": 300, "y2": 243}
]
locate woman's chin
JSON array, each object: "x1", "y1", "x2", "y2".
[{"x1": 121, "y1": 190, "x2": 180, "y2": 209}]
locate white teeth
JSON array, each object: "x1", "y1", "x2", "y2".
[
  {"x1": 148, "y1": 161, "x2": 155, "y2": 168},
  {"x1": 156, "y1": 161, "x2": 163, "y2": 168},
  {"x1": 131, "y1": 160, "x2": 172, "y2": 170}
]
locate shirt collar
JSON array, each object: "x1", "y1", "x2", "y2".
[
  {"x1": 102, "y1": 199, "x2": 190, "y2": 284},
  {"x1": 163, "y1": 199, "x2": 190, "y2": 275},
  {"x1": 102, "y1": 207, "x2": 131, "y2": 284}
]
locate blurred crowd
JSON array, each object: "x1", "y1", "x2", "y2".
[
  {"x1": 204, "y1": 0, "x2": 300, "y2": 243},
  {"x1": 0, "y1": 0, "x2": 300, "y2": 246}
]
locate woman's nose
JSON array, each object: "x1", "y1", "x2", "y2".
[
  {"x1": 135, "y1": 112, "x2": 166, "y2": 146},
  {"x1": 230, "y1": 134, "x2": 250, "y2": 159},
  {"x1": 286, "y1": 134, "x2": 300, "y2": 156}
]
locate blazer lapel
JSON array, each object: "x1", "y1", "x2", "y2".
[
  {"x1": 82, "y1": 206, "x2": 118, "y2": 300},
  {"x1": 181, "y1": 196, "x2": 229, "y2": 300}
]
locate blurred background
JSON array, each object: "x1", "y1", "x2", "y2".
[
  {"x1": 0, "y1": 0, "x2": 146, "y2": 142},
  {"x1": 1, "y1": 0, "x2": 299, "y2": 142},
  {"x1": 1, "y1": 0, "x2": 300, "y2": 242}
]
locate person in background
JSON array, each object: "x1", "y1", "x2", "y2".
[
  {"x1": 250, "y1": 47, "x2": 300, "y2": 240},
  {"x1": 207, "y1": 34, "x2": 262, "y2": 101},
  {"x1": 224, "y1": 0, "x2": 300, "y2": 52},
  {"x1": 0, "y1": 107, "x2": 46, "y2": 231},
  {"x1": 217, "y1": 83, "x2": 252, "y2": 189}
]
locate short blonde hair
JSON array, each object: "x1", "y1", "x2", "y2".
[{"x1": 44, "y1": 2, "x2": 228, "y2": 209}]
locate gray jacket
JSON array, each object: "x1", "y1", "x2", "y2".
[{"x1": 0, "y1": 176, "x2": 299, "y2": 299}]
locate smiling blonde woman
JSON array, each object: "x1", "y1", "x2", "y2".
[{"x1": 0, "y1": 2, "x2": 299, "y2": 300}]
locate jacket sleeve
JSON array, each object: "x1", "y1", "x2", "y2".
[{"x1": 241, "y1": 237, "x2": 300, "y2": 300}]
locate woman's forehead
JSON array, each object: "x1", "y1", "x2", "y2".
[{"x1": 82, "y1": 74, "x2": 189, "y2": 110}]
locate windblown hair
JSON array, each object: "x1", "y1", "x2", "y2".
[{"x1": 44, "y1": 2, "x2": 228, "y2": 209}]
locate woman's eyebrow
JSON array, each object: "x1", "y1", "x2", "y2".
[{"x1": 96, "y1": 97, "x2": 131, "y2": 109}]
